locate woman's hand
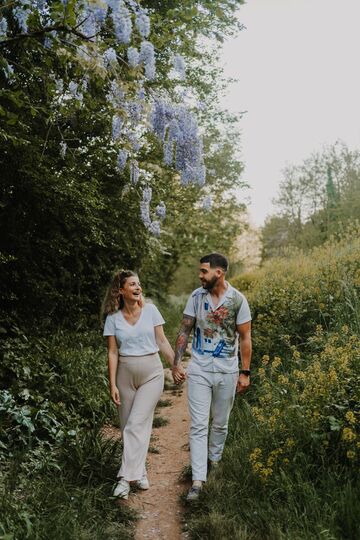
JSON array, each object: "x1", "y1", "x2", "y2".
[
  {"x1": 172, "y1": 364, "x2": 187, "y2": 384},
  {"x1": 110, "y1": 385, "x2": 121, "y2": 405}
]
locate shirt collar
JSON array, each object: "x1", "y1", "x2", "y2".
[{"x1": 206, "y1": 281, "x2": 233, "y2": 310}]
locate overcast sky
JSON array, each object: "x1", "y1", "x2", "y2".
[{"x1": 221, "y1": 0, "x2": 360, "y2": 226}]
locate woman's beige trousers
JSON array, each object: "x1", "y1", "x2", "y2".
[{"x1": 116, "y1": 353, "x2": 164, "y2": 481}]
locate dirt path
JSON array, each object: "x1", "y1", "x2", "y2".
[
  {"x1": 102, "y1": 365, "x2": 191, "y2": 539},
  {"x1": 130, "y1": 367, "x2": 190, "y2": 540}
]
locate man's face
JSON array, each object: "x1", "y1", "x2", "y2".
[{"x1": 199, "y1": 262, "x2": 222, "y2": 290}]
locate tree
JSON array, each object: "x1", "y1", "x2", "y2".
[
  {"x1": 261, "y1": 142, "x2": 360, "y2": 259},
  {"x1": 0, "y1": 0, "x2": 247, "y2": 329}
]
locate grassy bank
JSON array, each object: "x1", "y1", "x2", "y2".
[
  {"x1": 0, "y1": 329, "x2": 135, "y2": 539},
  {"x1": 185, "y1": 229, "x2": 360, "y2": 539}
]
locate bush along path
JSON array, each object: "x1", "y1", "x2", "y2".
[{"x1": 103, "y1": 365, "x2": 191, "y2": 540}]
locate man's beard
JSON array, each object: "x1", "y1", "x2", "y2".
[{"x1": 202, "y1": 275, "x2": 218, "y2": 290}]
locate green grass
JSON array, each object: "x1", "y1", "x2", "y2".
[
  {"x1": 148, "y1": 446, "x2": 160, "y2": 454},
  {"x1": 0, "y1": 428, "x2": 136, "y2": 539},
  {"x1": 184, "y1": 233, "x2": 360, "y2": 540},
  {"x1": 152, "y1": 415, "x2": 169, "y2": 428},
  {"x1": 156, "y1": 398, "x2": 173, "y2": 408},
  {"x1": 184, "y1": 401, "x2": 360, "y2": 539},
  {"x1": 0, "y1": 330, "x2": 136, "y2": 539}
]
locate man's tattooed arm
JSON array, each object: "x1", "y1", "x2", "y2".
[{"x1": 174, "y1": 315, "x2": 195, "y2": 366}]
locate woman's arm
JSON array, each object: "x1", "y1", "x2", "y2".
[
  {"x1": 107, "y1": 335, "x2": 121, "y2": 405},
  {"x1": 155, "y1": 325, "x2": 175, "y2": 367}
]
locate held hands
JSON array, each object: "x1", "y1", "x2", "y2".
[
  {"x1": 172, "y1": 364, "x2": 187, "y2": 385},
  {"x1": 236, "y1": 373, "x2": 250, "y2": 394},
  {"x1": 110, "y1": 385, "x2": 121, "y2": 406}
]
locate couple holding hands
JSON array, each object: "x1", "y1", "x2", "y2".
[{"x1": 103, "y1": 253, "x2": 252, "y2": 501}]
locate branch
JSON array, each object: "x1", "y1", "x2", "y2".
[{"x1": 0, "y1": 23, "x2": 97, "y2": 47}]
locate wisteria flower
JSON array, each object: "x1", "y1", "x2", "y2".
[
  {"x1": 127, "y1": 47, "x2": 140, "y2": 68},
  {"x1": 140, "y1": 41, "x2": 156, "y2": 80},
  {"x1": 136, "y1": 10, "x2": 150, "y2": 38}
]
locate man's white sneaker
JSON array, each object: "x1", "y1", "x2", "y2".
[
  {"x1": 136, "y1": 475, "x2": 150, "y2": 490},
  {"x1": 186, "y1": 485, "x2": 202, "y2": 501},
  {"x1": 113, "y1": 478, "x2": 130, "y2": 499}
]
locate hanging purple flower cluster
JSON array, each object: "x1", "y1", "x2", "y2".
[
  {"x1": 109, "y1": 1, "x2": 132, "y2": 44},
  {"x1": 0, "y1": 17, "x2": 8, "y2": 38},
  {"x1": 103, "y1": 47, "x2": 118, "y2": 68},
  {"x1": 112, "y1": 115, "x2": 123, "y2": 141},
  {"x1": 140, "y1": 41, "x2": 156, "y2": 80},
  {"x1": 140, "y1": 187, "x2": 162, "y2": 236},
  {"x1": 68, "y1": 81, "x2": 83, "y2": 103},
  {"x1": 135, "y1": 10, "x2": 151, "y2": 38},
  {"x1": 155, "y1": 201, "x2": 166, "y2": 220},
  {"x1": 127, "y1": 47, "x2": 140, "y2": 67},
  {"x1": 2, "y1": 0, "x2": 207, "y2": 237},
  {"x1": 117, "y1": 149, "x2": 128, "y2": 171},
  {"x1": 13, "y1": 1, "x2": 31, "y2": 33},
  {"x1": 151, "y1": 99, "x2": 206, "y2": 186}
]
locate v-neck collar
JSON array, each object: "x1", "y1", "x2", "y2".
[
  {"x1": 207, "y1": 282, "x2": 231, "y2": 310},
  {"x1": 119, "y1": 307, "x2": 143, "y2": 328}
]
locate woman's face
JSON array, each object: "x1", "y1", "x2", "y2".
[{"x1": 120, "y1": 275, "x2": 142, "y2": 303}]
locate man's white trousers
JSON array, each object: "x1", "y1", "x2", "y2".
[{"x1": 187, "y1": 370, "x2": 238, "y2": 481}]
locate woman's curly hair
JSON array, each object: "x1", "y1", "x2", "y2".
[{"x1": 102, "y1": 269, "x2": 143, "y2": 317}]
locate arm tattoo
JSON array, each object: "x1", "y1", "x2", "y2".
[{"x1": 174, "y1": 315, "x2": 195, "y2": 366}]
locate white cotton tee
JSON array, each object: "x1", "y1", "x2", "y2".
[
  {"x1": 183, "y1": 283, "x2": 251, "y2": 374},
  {"x1": 103, "y1": 303, "x2": 165, "y2": 356}
]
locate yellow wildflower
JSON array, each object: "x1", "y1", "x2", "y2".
[
  {"x1": 345, "y1": 411, "x2": 356, "y2": 425},
  {"x1": 262, "y1": 355, "x2": 270, "y2": 365},
  {"x1": 258, "y1": 367, "x2": 266, "y2": 378},
  {"x1": 342, "y1": 428, "x2": 356, "y2": 442},
  {"x1": 286, "y1": 438, "x2": 295, "y2": 448},
  {"x1": 293, "y1": 369, "x2": 306, "y2": 381},
  {"x1": 259, "y1": 467, "x2": 273, "y2": 483},
  {"x1": 346, "y1": 450, "x2": 356, "y2": 460},
  {"x1": 328, "y1": 368, "x2": 338, "y2": 384},
  {"x1": 271, "y1": 356, "x2": 282, "y2": 370},
  {"x1": 292, "y1": 350, "x2": 301, "y2": 360},
  {"x1": 249, "y1": 448, "x2": 262, "y2": 463},
  {"x1": 278, "y1": 375, "x2": 289, "y2": 385}
]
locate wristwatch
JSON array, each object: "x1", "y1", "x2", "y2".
[{"x1": 240, "y1": 369, "x2": 251, "y2": 376}]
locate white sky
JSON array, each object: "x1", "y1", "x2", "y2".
[{"x1": 221, "y1": 0, "x2": 360, "y2": 226}]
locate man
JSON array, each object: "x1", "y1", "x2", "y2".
[{"x1": 172, "y1": 253, "x2": 252, "y2": 501}]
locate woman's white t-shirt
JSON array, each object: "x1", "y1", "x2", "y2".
[{"x1": 103, "y1": 303, "x2": 165, "y2": 356}]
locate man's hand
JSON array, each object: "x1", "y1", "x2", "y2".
[
  {"x1": 236, "y1": 374, "x2": 250, "y2": 394},
  {"x1": 172, "y1": 364, "x2": 187, "y2": 385}
]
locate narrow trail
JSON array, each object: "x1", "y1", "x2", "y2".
[
  {"x1": 131, "y1": 366, "x2": 191, "y2": 540},
  {"x1": 103, "y1": 363, "x2": 191, "y2": 539}
]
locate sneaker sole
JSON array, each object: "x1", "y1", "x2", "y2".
[{"x1": 113, "y1": 492, "x2": 129, "y2": 499}]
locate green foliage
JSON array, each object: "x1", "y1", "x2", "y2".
[
  {"x1": 261, "y1": 143, "x2": 360, "y2": 259},
  {"x1": 186, "y1": 229, "x2": 360, "y2": 539},
  {"x1": 232, "y1": 226, "x2": 360, "y2": 359},
  {"x1": 0, "y1": 0, "x2": 246, "y2": 331},
  {"x1": 0, "y1": 328, "x2": 136, "y2": 538},
  {"x1": 0, "y1": 330, "x2": 110, "y2": 454},
  {"x1": 0, "y1": 430, "x2": 135, "y2": 540}
]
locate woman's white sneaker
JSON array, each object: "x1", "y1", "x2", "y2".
[
  {"x1": 136, "y1": 475, "x2": 150, "y2": 490},
  {"x1": 113, "y1": 479, "x2": 130, "y2": 499}
]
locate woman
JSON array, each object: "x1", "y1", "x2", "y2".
[{"x1": 102, "y1": 269, "x2": 175, "y2": 499}]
